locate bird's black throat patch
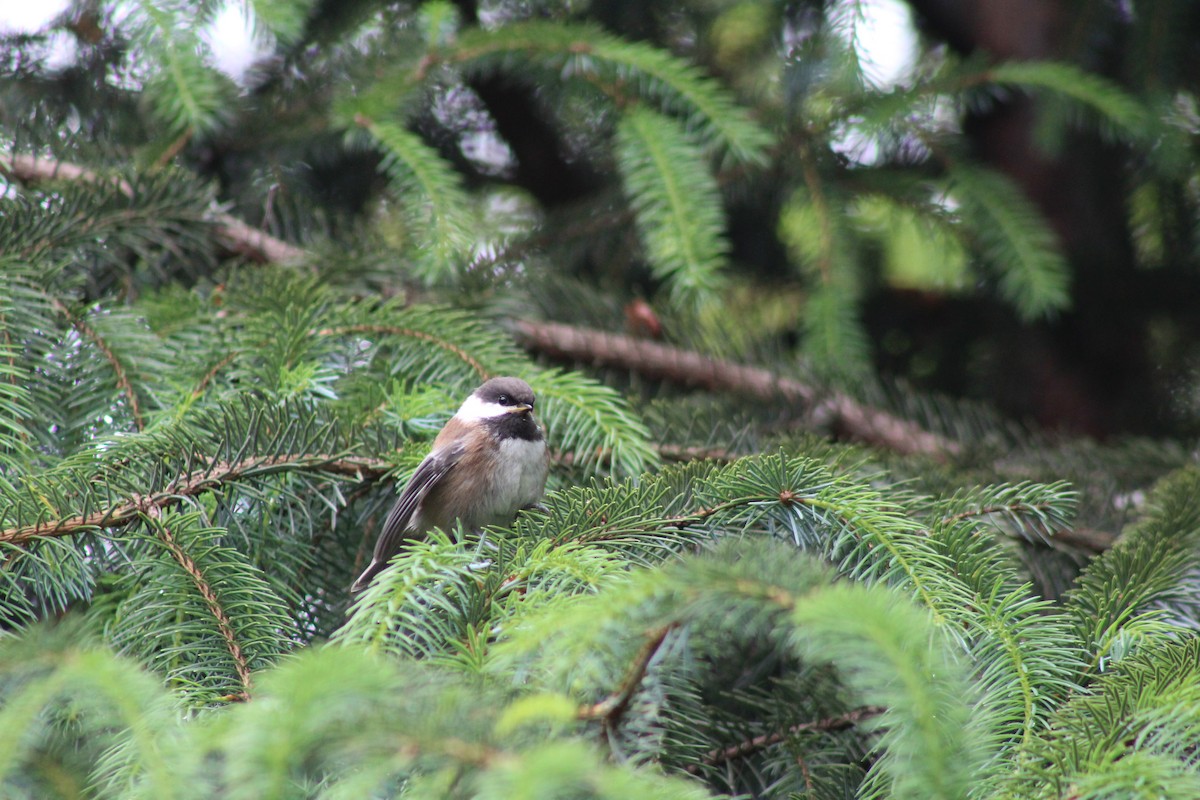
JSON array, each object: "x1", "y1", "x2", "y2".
[{"x1": 487, "y1": 412, "x2": 542, "y2": 442}]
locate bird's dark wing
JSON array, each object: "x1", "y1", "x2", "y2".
[{"x1": 351, "y1": 443, "x2": 464, "y2": 592}]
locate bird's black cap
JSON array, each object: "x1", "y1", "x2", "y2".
[{"x1": 475, "y1": 377, "x2": 536, "y2": 408}]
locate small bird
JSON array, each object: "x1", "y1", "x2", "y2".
[{"x1": 351, "y1": 377, "x2": 550, "y2": 593}]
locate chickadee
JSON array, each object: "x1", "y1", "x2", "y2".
[{"x1": 351, "y1": 377, "x2": 549, "y2": 593}]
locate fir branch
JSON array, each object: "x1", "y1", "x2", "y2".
[
  {"x1": 779, "y1": 170, "x2": 869, "y2": 375},
  {"x1": 688, "y1": 705, "x2": 887, "y2": 772},
  {"x1": 615, "y1": 107, "x2": 730, "y2": 305},
  {"x1": 54, "y1": 299, "x2": 145, "y2": 431},
  {"x1": 791, "y1": 583, "x2": 983, "y2": 799},
  {"x1": 247, "y1": 0, "x2": 317, "y2": 45},
  {"x1": 948, "y1": 164, "x2": 1070, "y2": 319},
  {"x1": 0, "y1": 454, "x2": 389, "y2": 544},
  {"x1": 936, "y1": 481, "x2": 1079, "y2": 545},
  {"x1": 144, "y1": 507, "x2": 253, "y2": 700},
  {"x1": 445, "y1": 21, "x2": 772, "y2": 164},
  {"x1": 986, "y1": 61, "x2": 1152, "y2": 142},
  {"x1": 578, "y1": 624, "x2": 675, "y2": 727},
  {"x1": 532, "y1": 369, "x2": 660, "y2": 477},
  {"x1": 1007, "y1": 637, "x2": 1200, "y2": 798},
  {"x1": 554, "y1": 443, "x2": 739, "y2": 466},
  {"x1": 0, "y1": 154, "x2": 304, "y2": 263},
  {"x1": 358, "y1": 117, "x2": 476, "y2": 282},
  {"x1": 0, "y1": 631, "x2": 181, "y2": 798},
  {"x1": 512, "y1": 319, "x2": 956, "y2": 458},
  {"x1": 936, "y1": 482, "x2": 1113, "y2": 556},
  {"x1": 1066, "y1": 467, "x2": 1200, "y2": 681},
  {"x1": 0, "y1": 271, "x2": 39, "y2": 455},
  {"x1": 796, "y1": 144, "x2": 837, "y2": 287},
  {"x1": 138, "y1": 2, "x2": 231, "y2": 137},
  {"x1": 316, "y1": 323, "x2": 489, "y2": 380},
  {"x1": 191, "y1": 352, "x2": 240, "y2": 399}
]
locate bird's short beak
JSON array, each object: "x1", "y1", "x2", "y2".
[{"x1": 509, "y1": 403, "x2": 533, "y2": 414}]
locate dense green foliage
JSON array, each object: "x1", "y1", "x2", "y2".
[{"x1": 3, "y1": 0, "x2": 1200, "y2": 797}]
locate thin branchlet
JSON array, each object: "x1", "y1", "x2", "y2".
[
  {"x1": 687, "y1": 705, "x2": 888, "y2": 772},
  {"x1": 145, "y1": 506, "x2": 254, "y2": 700}
]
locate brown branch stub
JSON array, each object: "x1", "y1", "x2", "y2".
[
  {"x1": 1051, "y1": 527, "x2": 1115, "y2": 553},
  {"x1": 212, "y1": 212, "x2": 305, "y2": 263},
  {"x1": 0, "y1": 153, "x2": 305, "y2": 264},
  {"x1": 154, "y1": 129, "x2": 194, "y2": 169},
  {"x1": 145, "y1": 507, "x2": 253, "y2": 700},
  {"x1": 686, "y1": 704, "x2": 887, "y2": 773},
  {"x1": 0, "y1": 153, "x2": 134, "y2": 196},
  {"x1": 513, "y1": 319, "x2": 957, "y2": 459}
]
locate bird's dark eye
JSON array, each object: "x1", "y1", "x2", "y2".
[{"x1": 497, "y1": 394, "x2": 511, "y2": 405}]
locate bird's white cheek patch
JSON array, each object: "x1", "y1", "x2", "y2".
[{"x1": 455, "y1": 394, "x2": 510, "y2": 421}]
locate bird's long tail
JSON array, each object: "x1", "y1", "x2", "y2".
[{"x1": 350, "y1": 561, "x2": 384, "y2": 593}]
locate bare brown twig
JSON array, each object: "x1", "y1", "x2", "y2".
[
  {"x1": 191, "y1": 352, "x2": 240, "y2": 399},
  {"x1": 512, "y1": 319, "x2": 958, "y2": 459}
]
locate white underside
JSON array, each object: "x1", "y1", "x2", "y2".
[{"x1": 479, "y1": 436, "x2": 548, "y2": 522}]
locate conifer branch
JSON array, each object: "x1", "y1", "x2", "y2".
[
  {"x1": 552, "y1": 444, "x2": 737, "y2": 466},
  {"x1": 512, "y1": 319, "x2": 957, "y2": 459},
  {"x1": 797, "y1": 143, "x2": 835, "y2": 286},
  {"x1": 0, "y1": 454, "x2": 389, "y2": 544},
  {"x1": 4, "y1": 154, "x2": 953, "y2": 461},
  {"x1": 942, "y1": 503, "x2": 1051, "y2": 527},
  {"x1": 191, "y1": 352, "x2": 240, "y2": 398},
  {"x1": 0, "y1": 154, "x2": 304, "y2": 264},
  {"x1": 578, "y1": 624, "x2": 675, "y2": 726},
  {"x1": 53, "y1": 299, "x2": 145, "y2": 430},
  {"x1": 939, "y1": 494, "x2": 1112, "y2": 552},
  {"x1": 687, "y1": 705, "x2": 887, "y2": 772},
  {"x1": 315, "y1": 324, "x2": 489, "y2": 380},
  {"x1": 145, "y1": 507, "x2": 253, "y2": 700}
]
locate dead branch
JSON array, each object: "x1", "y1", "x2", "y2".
[{"x1": 513, "y1": 319, "x2": 958, "y2": 459}]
